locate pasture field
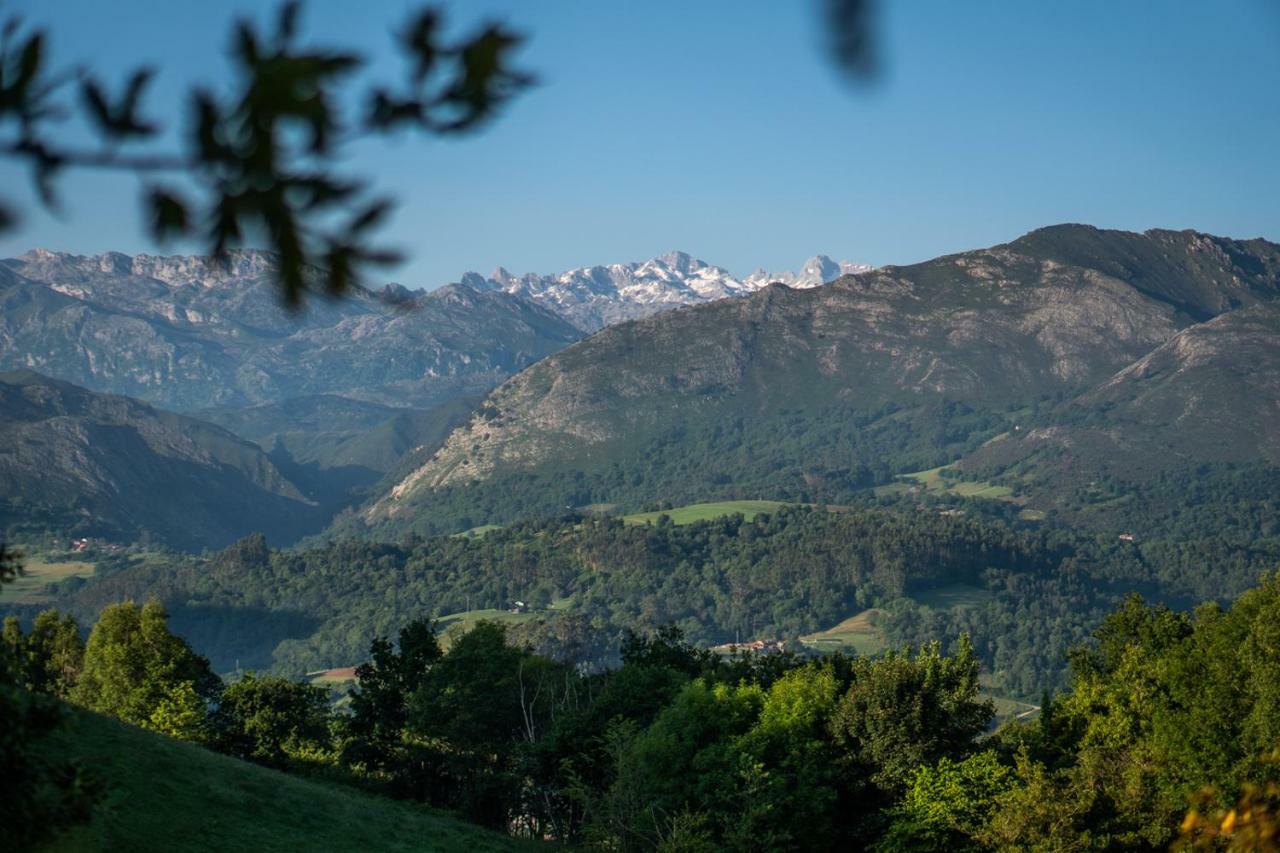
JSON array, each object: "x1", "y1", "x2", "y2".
[
  {"x1": 798, "y1": 583, "x2": 992, "y2": 656},
  {"x1": 622, "y1": 500, "x2": 793, "y2": 526},
  {"x1": 38, "y1": 705, "x2": 529, "y2": 852},
  {"x1": 455, "y1": 523, "x2": 504, "y2": 538},
  {"x1": 0, "y1": 555, "x2": 95, "y2": 604},
  {"x1": 875, "y1": 464, "x2": 1013, "y2": 500},
  {"x1": 435, "y1": 607, "x2": 550, "y2": 649},
  {"x1": 799, "y1": 608, "x2": 889, "y2": 655}
]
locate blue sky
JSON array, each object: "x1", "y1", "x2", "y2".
[{"x1": 2, "y1": 0, "x2": 1278, "y2": 287}]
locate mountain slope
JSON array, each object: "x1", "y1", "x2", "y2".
[
  {"x1": 0, "y1": 249, "x2": 583, "y2": 413},
  {"x1": 359, "y1": 225, "x2": 1280, "y2": 535},
  {"x1": 463, "y1": 250, "x2": 872, "y2": 331},
  {"x1": 37, "y1": 704, "x2": 526, "y2": 852},
  {"x1": 0, "y1": 371, "x2": 325, "y2": 549},
  {"x1": 957, "y1": 302, "x2": 1280, "y2": 510}
]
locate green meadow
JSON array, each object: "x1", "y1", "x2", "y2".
[
  {"x1": 0, "y1": 555, "x2": 96, "y2": 605},
  {"x1": 622, "y1": 499, "x2": 794, "y2": 526}
]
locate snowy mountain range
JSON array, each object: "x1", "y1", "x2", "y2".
[{"x1": 461, "y1": 251, "x2": 873, "y2": 332}]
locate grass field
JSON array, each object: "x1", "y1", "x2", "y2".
[
  {"x1": 799, "y1": 609, "x2": 889, "y2": 655},
  {"x1": 38, "y1": 705, "x2": 529, "y2": 852},
  {"x1": 0, "y1": 555, "x2": 96, "y2": 604},
  {"x1": 622, "y1": 500, "x2": 793, "y2": 526},
  {"x1": 798, "y1": 583, "x2": 992, "y2": 657},
  {"x1": 875, "y1": 465, "x2": 1013, "y2": 500},
  {"x1": 455, "y1": 523, "x2": 504, "y2": 538},
  {"x1": 435, "y1": 608, "x2": 547, "y2": 649}
]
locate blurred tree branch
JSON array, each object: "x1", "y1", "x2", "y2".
[
  {"x1": 0, "y1": 1, "x2": 532, "y2": 306},
  {"x1": 0, "y1": 1, "x2": 877, "y2": 307}
]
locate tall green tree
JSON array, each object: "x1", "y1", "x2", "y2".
[
  {"x1": 215, "y1": 672, "x2": 332, "y2": 767},
  {"x1": 830, "y1": 636, "x2": 993, "y2": 794},
  {"x1": 343, "y1": 618, "x2": 441, "y2": 777},
  {"x1": 72, "y1": 599, "x2": 220, "y2": 738},
  {"x1": 985, "y1": 574, "x2": 1280, "y2": 850},
  {"x1": 2, "y1": 609, "x2": 85, "y2": 699}
]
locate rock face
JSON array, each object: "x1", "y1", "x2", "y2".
[
  {"x1": 368, "y1": 225, "x2": 1280, "y2": 521},
  {"x1": 0, "y1": 249, "x2": 584, "y2": 413},
  {"x1": 462, "y1": 251, "x2": 872, "y2": 332},
  {"x1": 0, "y1": 370, "x2": 325, "y2": 550}
]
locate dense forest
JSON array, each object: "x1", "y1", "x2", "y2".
[
  {"x1": 7, "y1": 572, "x2": 1280, "y2": 850},
  {"x1": 20, "y1": 505, "x2": 1279, "y2": 700}
]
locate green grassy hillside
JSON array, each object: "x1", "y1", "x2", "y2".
[
  {"x1": 39, "y1": 708, "x2": 531, "y2": 852},
  {"x1": 621, "y1": 500, "x2": 794, "y2": 525}
]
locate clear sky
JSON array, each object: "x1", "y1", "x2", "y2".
[{"x1": 2, "y1": 0, "x2": 1278, "y2": 288}]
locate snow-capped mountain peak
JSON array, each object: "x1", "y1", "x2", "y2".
[{"x1": 463, "y1": 251, "x2": 872, "y2": 332}]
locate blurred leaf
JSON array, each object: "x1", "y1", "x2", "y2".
[
  {"x1": 79, "y1": 68, "x2": 158, "y2": 138},
  {"x1": 401, "y1": 10, "x2": 441, "y2": 82},
  {"x1": 0, "y1": 196, "x2": 16, "y2": 232},
  {"x1": 349, "y1": 197, "x2": 393, "y2": 234},
  {"x1": 276, "y1": 1, "x2": 302, "y2": 45},
  {"x1": 146, "y1": 186, "x2": 190, "y2": 242},
  {"x1": 825, "y1": 0, "x2": 878, "y2": 82}
]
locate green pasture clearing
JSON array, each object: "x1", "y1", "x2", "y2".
[
  {"x1": 799, "y1": 608, "x2": 889, "y2": 656},
  {"x1": 0, "y1": 555, "x2": 96, "y2": 604},
  {"x1": 455, "y1": 523, "x2": 504, "y2": 538},
  {"x1": 799, "y1": 584, "x2": 992, "y2": 656},
  {"x1": 435, "y1": 607, "x2": 553, "y2": 649},
  {"x1": 875, "y1": 464, "x2": 1013, "y2": 500},
  {"x1": 37, "y1": 704, "x2": 528, "y2": 852},
  {"x1": 622, "y1": 500, "x2": 792, "y2": 526}
]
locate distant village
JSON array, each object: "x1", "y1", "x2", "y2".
[{"x1": 69, "y1": 537, "x2": 125, "y2": 555}]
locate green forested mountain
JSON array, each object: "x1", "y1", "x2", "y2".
[
  {"x1": 348, "y1": 225, "x2": 1280, "y2": 539},
  {"x1": 0, "y1": 371, "x2": 327, "y2": 550},
  {"x1": 958, "y1": 302, "x2": 1280, "y2": 527}
]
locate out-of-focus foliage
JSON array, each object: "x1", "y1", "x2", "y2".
[{"x1": 0, "y1": 1, "x2": 531, "y2": 305}]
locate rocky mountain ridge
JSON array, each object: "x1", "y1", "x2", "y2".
[
  {"x1": 461, "y1": 251, "x2": 873, "y2": 331},
  {"x1": 0, "y1": 248, "x2": 583, "y2": 413}
]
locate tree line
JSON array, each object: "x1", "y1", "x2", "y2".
[{"x1": 6, "y1": 570, "x2": 1280, "y2": 849}]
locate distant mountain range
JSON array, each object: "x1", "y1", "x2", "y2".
[
  {"x1": 462, "y1": 251, "x2": 873, "y2": 332},
  {"x1": 361, "y1": 225, "x2": 1280, "y2": 537},
  {"x1": 0, "y1": 245, "x2": 870, "y2": 548},
  {"x1": 0, "y1": 248, "x2": 583, "y2": 413}
]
